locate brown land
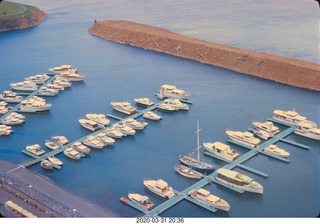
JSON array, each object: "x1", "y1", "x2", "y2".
[
  {"x1": 89, "y1": 20, "x2": 320, "y2": 91},
  {"x1": 0, "y1": 6, "x2": 47, "y2": 32}
]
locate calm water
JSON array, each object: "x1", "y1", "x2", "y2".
[{"x1": 0, "y1": 0, "x2": 319, "y2": 217}]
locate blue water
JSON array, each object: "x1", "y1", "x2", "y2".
[{"x1": 0, "y1": 0, "x2": 319, "y2": 217}]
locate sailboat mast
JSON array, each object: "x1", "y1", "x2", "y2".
[{"x1": 196, "y1": 120, "x2": 201, "y2": 163}]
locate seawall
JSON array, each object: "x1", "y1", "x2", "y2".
[
  {"x1": 89, "y1": 20, "x2": 320, "y2": 91},
  {"x1": 0, "y1": 3, "x2": 47, "y2": 33}
]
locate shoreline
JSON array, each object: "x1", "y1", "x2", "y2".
[
  {"x1": 0, "y1": 160, "x2": 115, "y2": 217},
  {"x1": 0, "y1": 1, "x2": 47, "y2": 33},
  {"x1": 89, "y1": 20, "x2": 320, "y2": 91}
]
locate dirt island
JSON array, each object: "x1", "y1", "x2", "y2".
[
  {"x1": 0, "y1": 1, "x2": 47, "y2": 33},
  {"x1": 89, "y1": 20, "x2": 320, "y2": 91}
]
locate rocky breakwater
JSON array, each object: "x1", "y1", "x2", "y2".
[
  {"x1": 0, "y1": 3, "x2": 47, "y2": 33},
  {"x1": 89, "y1": 20, "x2": 320, "y2": 91}
]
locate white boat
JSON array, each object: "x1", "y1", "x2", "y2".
[
  {"x1": 1, "y1": 117, "x2": 24, "y2": 125},
  {"x1": 264, "y1": 144, "x2": 290, "y2": 157},
  {"x1": 179, "y1": 121, "x2": 214, "y2": 174},
  {"x1": 156, "y1": 103, "x2": 175, "y2": 112},
  {"x1": 47, "y1": 156, "x2": 63, "y2": 166},
  {"x1": 252, "y1": 121, "x2": 280, "y2": 135},
  {"x1": 174, "y1": 164, "x2": 202, "y2": 179},
  {"x1": 83, "y1": 136, "x2": 104, "y2": 149},
  {"x1": 252, "y1": 129, "x2": 273, "y2": 140},
  {"x1": 127, "y1": 193, "x2": 155, "y2": 211},
  {"x1": 189, "y1": 188, "x2": 230, "y2": 212},
  {"x1": 0, "y1": 125, "x2": 13, "y2": 136},
  {"x1": 26, "y1": 144, "x2": 45, "y2": 156},
  {"x1": 7, "y1": 112, "x2": 25, "y2": 120},
  {"x1": 112, "y1": 123, "x2": 136, "y2": 136},
  {"x1": 53, "y1": 79, "x2": 72, "y2": 88},
  {"x1": 111, "y1": 101, "x2": 137, "y2": 115},
  {"x1": 103, "y1": 128, "x2": 124, "y2": 138},
  {"x1": 59, "y1": 71, "x2": 85, "y2": 81},
  {"x1": 203, "y1": 141, "x2": 240, "y2": 162},
  {"x1": 134, "y1": 98, "x2": 154, "y2": 107},
  {"x1": 38, "y1": 87, "x2": 58, "y2": 96},
  {"x1": 143, "y1": 179, "x2": 175, "y2": 198},
  {"x1": 64, "y1": 148, "x2": 81, "y2": 160},
  {"x1": 45, "y1": 140, "x2": 61, "y2": 150},
  {"x1": 294, "y1": 120, "x2": 320, "y2": 140},
  {"x1": 0, "y1": 101, "x2": 10, "y2": 114},
  {"x1": 0, "y1": 91, "x2": 24, "y2": 103},
  {"x1": 20, "y1": 99, "x2": 52, "y2": 112},
  {"x1": 51, "y1": 136, "x2": 69, "y2": 146},
  {"x1": 95, "y1": 133, "x2": 115, "y2": 146},
  {"x1": 46, "y1": 83, "x2": 65, "y2": 91},
  {"x1": 40, "y1": 160, "x2": 53, "y2": 170},
  {"x1": 273, "y1": 109, "x2": 306, "y2": 125},
  {"x1": 122, "y1": 118, "x2": 148, "y2": 130},
  {"x1": 72, "y1": 142, "x2": 91, "y2": 154},
  {"x1": 10, "y1": 81, "x2": 37, "y2": 91},
  {"x1": 86, "y1": 113, "x2": 110, "y2": 126},
  {"x1": 25, "y1": 74, "x2": 50, "y2": 85},
  {"x1": 216, "y1": 168, "x2": 263, "y2": 194},
  {"x1": 156, "y1": 84, "x2": 191, "y2": 100},
  {"x1": 143, "y1": 111, "x2": 162, "y2": 121},
  {"x1": 49, "y1": 65, "x2": 78, "y2": 74},
  {"x1": 79, "y1": 119, "x2": 103, "y2": 131},
  {"x1": 163, "y1": 99, "x2": 189, "y2": 111},
  {"x1": 226, "y1": 130, "x2": 260, "y2": 148}
]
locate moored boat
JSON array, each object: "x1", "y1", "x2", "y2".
[
  {"x1": 156, "y1": 84, "x2": 191, "y2": 100},
  {"x1": 252, "y1": 129, "x2": 273, "y2": 140},
  {"x1": 252, "y1": 121, "x2": 280, "y2": 135},
  {"x1": 64, "y1": 148, "x2": 81, "y2": 160},
  {"x1": 1, "y1": 117, "x2": 24, "y2": 125},
  {"x1": 0, "y1": 91, "x2": 24, "y2": 103},
  {"x1": 95, "y1": 132, "x2": 115, "y2": 146},
  {"x1": 20, "y1": 99, "x2": 52, "y2": 112},
  {"x1": 156, "y1": 103, "x2": 175, "y2": 112},
  {"x1": 189, "y1": 188, "x2": 230, "y2": 211},
  {"x1": 39, "y1": 87, "x2": 58, "y2": 96},
  {"x1": 49, "y1": 65, "x2": 78, "y2": 74},
  {"x1": 25, "y1": 74, "x2": 50, "y2": 85},
  {"x1": 10, "y1": 81, "x2": 37, "y2": 91},
  {"x1": 111, "y1": 101, "x2": 137, "y2": 115},
  {"x1": 112, "y1": 123, "x2": 136, "y2": 136},
  {"x1": 47, "y1": 156, "x2": 63, "y2": 166},
  {"x1": 294, "y1": 120, "x2": 320, "y2": 140},
  {"x1": 0, "y1": 125, "x2": 13, "y2": 136},
  {"x1": 40, "y1": 160, "x2": 53, "y2": 170},
  {"x1": 264, "y1": 144, "x2": 290, "y2": 157},
  {"x1": 72, "y1": 142, "x2": 91, "y2": 154},
  {"x1": 203, "y1": 141, "x2": 240, "y2": 162},
  {"x1": 216, "y1": 168, "x2": 263, "y2": 194},
  {"x1": 134, "y1": 98, "x2": 154, "y2": 107},
  {"x1": 226, "y1": 130, "x2": 260, "y2": 148},
  {"x1": 79, "y1": 119, "x2": 103, "y2": 131},
  {"x1": 59, "y1": 71, "x2": 85, "y2": 81},
  {"x1": 86, "y1": 113, "x2": 110, "y2": 126},
  {"x1": 122, "y1": 118, "x2": 148, "y2": 130},
  {"x1": 174, "y1": 164, "x2": 202, "y2": 179},
  {"x1": 103, "y1": 128, "x2": 124, "y2": 139},
  {"x1": 83, "y1": 136, "x2": 104, "y2": 149},
  {"x1": 143, "y1": 111, "x2": 162, "y2": 121},
  {"x1": 163, "y1": 98, "x2": 189, "y2": 111},
  {"x1": 128, "y1": 193, "x2": 155, "y2": 211},
  {"x1": 179, "y1": 121, "x2": 214, "y2": 174},
  {"x1": 51, "y1": 135, "x2": 69, "y2": 146},
  {"x1": 143, "y1": 179, "x2": 175, "y2": 198},
  {"x1": 45, "y1": 140, "x2": 61, "y2": 150},
  {"x1": 26, "y1": 144, "x2": 45, "y2": 156},
  {"x1": 273, "y1": 109, "x2": 306, "y2": 125}
]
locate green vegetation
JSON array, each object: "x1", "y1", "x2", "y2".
[{"x1": 0, "y1": 1, "x2": 33, "y2": 20}]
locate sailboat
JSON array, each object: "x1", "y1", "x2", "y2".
[{"x1": 179, "y1": 121, "x2": 215, "y2": 174}]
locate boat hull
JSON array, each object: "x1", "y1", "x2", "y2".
[
  {"x1": 215, "y1": 176, "x2": 263, "y2": 194},
  {"x1": 179, "y1": 156, "x2": 214, "y2": 175},
  {"x1": 294, "y1": 130, "x2": 320, "y2": 140}
]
